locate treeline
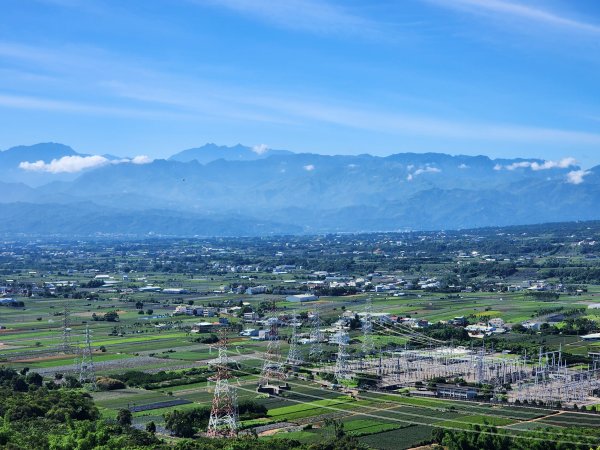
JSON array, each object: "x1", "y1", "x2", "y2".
[
  {"x1": 523, "y1": 291, "x2": 559, "y2": 301},
  {"x1": 541, "y1": 267, "x2": 600, "y2": 283},
  {"x1": 0, "y1": 366, "x2": 161, "y2": 449},
  {"x1": 113, "y1": 368, "x2": 210, "y2": 390},
  {"x1": 421, "y1": 324, "x2": 470, "y2": 343},
  {"x1": 164, "y1": 401, "x2": 268, "y2": 438},
  {"x1": 0, "y1": 366, "x2": 368, "y2": 449},
  {"x1": 432, "y1": 425, "x2": 600, "y2": 450},
  {"x1": 455, "y1": 262, "x2": 518, "y2": 279}
]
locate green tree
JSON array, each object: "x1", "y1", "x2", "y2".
[
  {"x1": 146, "y1": 421, "x2": 157, "y2": 434},
  {"x1": 117, "y1": 408, "x2": 133, "y2": 427}
]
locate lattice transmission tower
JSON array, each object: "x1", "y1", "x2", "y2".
[
  {"x1": 334, "y1": 323, "x2": 351, "y2": 381},
  {"x1": 309, "y1": 304, "x2": 324, "y2": 362},
  {"x1": 258, "y1": 321, "x2": 287, "y2": 387},
  {"x1": 286, "y1": 311, "x2": 303, "y2": 366},
  {"x1": 61, "y1": 302, "x2": 72, "y2": 353},
  {"x1": 207, "y1": 330, "x2": 238, "y2": 438},
  {"x1": 78, "y1": 325, "x2": 97, "y2": 390},
  {"x1": 361, "y1": 297, "x2": 375, "y2": 356}
]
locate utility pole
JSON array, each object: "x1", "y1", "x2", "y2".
[
  {"x1": 78, "y1": 325, "x2": 96, "y2": 390},
  {"x1": 207, "y1": 330, "x2": 238, "y2": 438}
]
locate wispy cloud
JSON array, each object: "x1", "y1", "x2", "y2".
[
  {"x1": 303, "y1": 164, "x2": 315, "y2": 171},
  {"x1": 250, "y1": 95, "x2": 600, "y2": 145},
  {"x1": 19, "y1": 154, "x2": 152, "y2": 173},
  {"x1": 0, "y1": 92, "x2": 191, "y2": 120},
  {"x1": 198, "y1": 0, "x2": 378, "y2": 37},
  {"x1": 426, "y1": 0, "x2": 600, "y2": 34},
  {"x1": 3, "y1": 41, "x2": 600, "y2": 151},
  {"x1": 566, "y1": 169, "x2": 591, "y2": 185}
]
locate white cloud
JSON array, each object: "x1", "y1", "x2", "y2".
[
  {"x1": 131, "y1": 155, "x2": 152, "y2": 164},
  {"x1": 505, "y1": 161, "x2": 532, "y2": 170},
  {"x1": 531, "y1": 157, "x2": 577, "y2": 170},
  {"x1": 19, "y1": 154, "x2": 153, "y2": 173},
  {"x1": 252, "y1": 144, "x2": 269, "y2": 155},
  {"x1": 566, "y1": 169, "x2": 591, "y2": 185},
  {"x1": 19, "y1": 155, "x2": 109, "y2": 173},
  {"x1": 303, "y1": 164, "x2": 315, "y2": 171},
  {"x1": 493, "y1": 164, "x2": 502, "y2": 171},
  {"x1": 407, "y1": 166, "x2": 441, "y2": 181},
  {"x1": 414, "y1": 166, "x2": 441, "y2": 176},
  {"x1": 458, "y1": 163, "x2": 469, "y2": 169},
  {"x1": 503, "y1": 157, "x2": 578, "y2": 171}
]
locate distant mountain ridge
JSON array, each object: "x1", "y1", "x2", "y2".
[
  {"x1": 169, "y1": 143, "x2": 292, "y2": 164},
  {"x1": 0, "y1": 142, "x2": 597, "y2": 236}
]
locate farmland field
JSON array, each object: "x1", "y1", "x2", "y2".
[{"x1": 2, "y1": 226, "x2": 600, "y2": 449}]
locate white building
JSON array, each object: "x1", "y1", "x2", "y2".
[
  {"x1": 246, "y1": 286, "x2": 267, "y2": 295},
  {"x1": 286, "y1": 294, "x2": 318, "y2": 302},
  {"x1": 488, "y1": 318, "x2": 505, "y2": 328}
]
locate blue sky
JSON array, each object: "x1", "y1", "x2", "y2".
[{"x1": 1, "y1": 0, "x2": 600, "y2": 166}]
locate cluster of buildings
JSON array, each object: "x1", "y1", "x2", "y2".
[
  {"x1": 464, "y1": 318, "x2": 507, "y2": 338},
  {"x1": 173, "y1": 304, "x2": 217, "y2": 317},
  {"x1": 190, "y1": 317, "x2": 230, "y2": 333}
]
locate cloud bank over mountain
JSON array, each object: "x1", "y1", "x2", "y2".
[
  {"x1": 19, "y1": 154, "x2": 152, "y2": 173},
  {"x1": 1, "y1": 142, "x2": 599, "y2": 236}
]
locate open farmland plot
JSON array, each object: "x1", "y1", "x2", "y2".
[
  {"x1": 375, "y1": 394, "x2": 553, "y2": 421},
  {"x1": 536, "y1": 412, "x2": 600, "y2": 427},
  {"x1": 340, "y1": 418, "x2": 404, "y2": 436},
  {"x1": 359, "y1": 424, "x2": 435, "y2": 449},
  {"x1": 435, "y1": 414, "x2": 516, "y2": 430},
  {"x1": 9, "y1": 351, "x2": 132, "y2": 370},
  {"x1": 263, "y1": 430, "x2": 325, "y2": 444},
  {"x1": 93, "y1": 389, "x2": 180, "y2": 410},
  {"x1": 267, "y1": 397, "x2": 356, "y2": 421}
]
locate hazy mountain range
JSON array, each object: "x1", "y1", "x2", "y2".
[{"x1": 1, "y1": 142, "x2": 598, "y2": 237}]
